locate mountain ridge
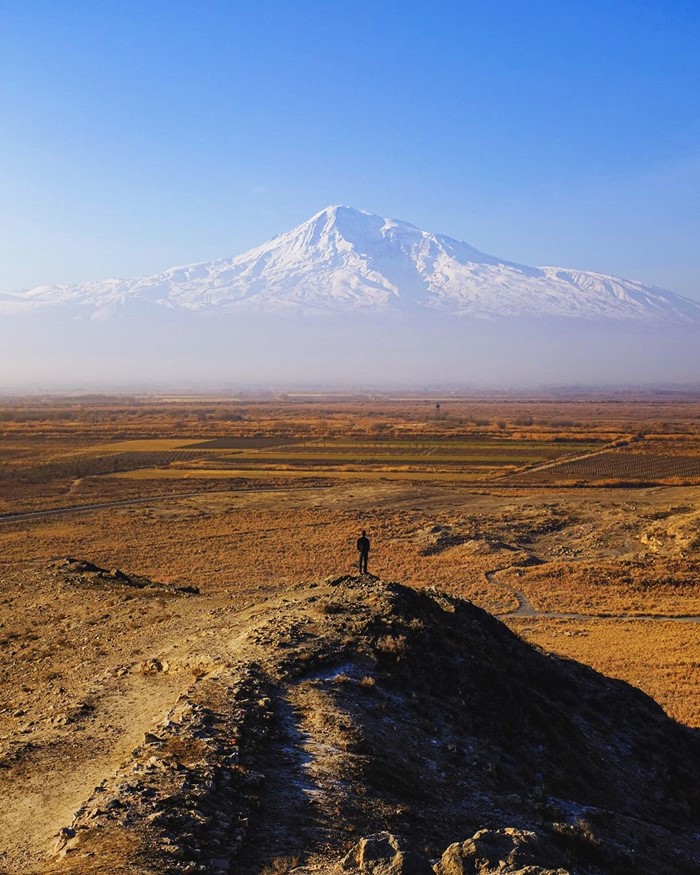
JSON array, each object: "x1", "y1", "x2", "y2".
[{"x1": 3, "y1": 205, "x2": 700, "y2": 323}]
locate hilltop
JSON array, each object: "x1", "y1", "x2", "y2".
[{"x1": 5, "y1": 567, "x2": 695, "y2": 875}]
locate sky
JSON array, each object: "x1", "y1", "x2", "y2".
[{"x1": 1, "y1": 0, "x2": 700, "y2": 300}]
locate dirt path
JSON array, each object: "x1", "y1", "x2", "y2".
[
  {"x1": 0, "y1": 485, "x2": 319, "y2": 525},
  {"x1": 487, "y1": 568, "x2": 700, "y2": 623},
  {"x1": 0, "y1": 671, "x2": 184, "y2": 872},
  {"x1": 486, "y1": 569, "x2": 537, "y2": 616},
  {"x1": 0, "y1": 493, "x2": 213, "y2": 524}
]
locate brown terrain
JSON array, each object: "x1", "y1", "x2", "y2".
[{"x1": 0, "y1": 393, "x2": 698, "y2": 874}]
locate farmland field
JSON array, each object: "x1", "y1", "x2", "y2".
[
  {"x1": 513, "y1": 448, "x2": 700, "y2": 485},
  {"x1": 0, "y1": 391, "x2": 699, "y2": 731},
  {"x1": 88, "y1": 436, "x2": 604, "y2": 481}
]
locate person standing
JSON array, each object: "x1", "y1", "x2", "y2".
[{"x1": 356, "y1": 530, "x2": 370, "y2": 574}]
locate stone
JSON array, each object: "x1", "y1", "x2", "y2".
[
  {"x1": 435, "y1": 829, "x2": 569, "y2": 875},
  {"x1": 53, "y1": 826, "x2": 77, "y2": 855},
  {"x1": 340, "y1": 832, "x2": 433, "y2": 874},
  {"x1": 164, "y1": 845, "x2": 185, "y2": 859},
  {"x1": 141, "y1": 658, "x2": 164, "y2": 674}
]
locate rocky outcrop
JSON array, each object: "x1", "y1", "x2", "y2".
[
  {"x1": 339, "y1": 830, "x2": 570, "y2": 875},
  {"x1": 435, "y1": 829, "x2": 569, "y2": 875},
  {"x1": 52, "y1": 557, "x2": 200, "y2": 594},
  {"x1": 340, "y1": 833, "x2": 433, "y2": 874},
  {"x1": 52, "y1": 671, "x2": 270, "y2": 873}
]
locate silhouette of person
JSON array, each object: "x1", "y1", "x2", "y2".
[{"x1": 357, "y1": 530, "x2": 370, "y2": 574}]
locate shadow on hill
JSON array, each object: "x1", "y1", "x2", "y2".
[
  {"x1": 233, "y1": 576, "x2": 700, "y2": 873},
  {"x1": 45, "y1": 574, "x2": 699, "y2": 875}
]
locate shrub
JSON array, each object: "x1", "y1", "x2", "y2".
[
  {"x1": 261, "y1": 855, "x2": 301, "y2": 874},
  {"x1": 375, "y1": 634, "x2": 408, "y2": 657}
]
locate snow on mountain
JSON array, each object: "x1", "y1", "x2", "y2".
[{"x1": 3, "y1": 205, "x2": 699, "y2": 323}]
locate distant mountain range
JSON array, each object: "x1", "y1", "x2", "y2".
[{"x1": 3, "y1": 205, "x2": 700, "y2": 323}]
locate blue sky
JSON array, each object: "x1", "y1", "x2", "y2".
[{"x1": 1, "y1": 0, "x2": 699, "y2": 299}]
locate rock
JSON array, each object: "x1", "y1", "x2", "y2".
[
  {"x1": 53, "y1": 826, "x2": 77, "y2": 855},
  {"x1": 340, "y1": 832, "x2": 433, "y2": 873},
  {"x1": 141, "y1": 658, "x2": 165, "y2": 674},
  {"x1": 62, "y1": 558, "x2": 101, "y2": 572},
  {"x1": 164, "y1": 845, "x2": 185, "y2": 859},
  {"x1": 210, "y1": 858, "x2": 230, "y2": 871},
  {"x1": 435, "y1": 829, "x2": 569, "y2": 875}
]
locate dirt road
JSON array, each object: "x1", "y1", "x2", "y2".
[{"x1": 487, "y1": 567, "x2": 700, "y2": 623}]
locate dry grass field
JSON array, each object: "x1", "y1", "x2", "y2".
[
  {"x1": 509, "y1": 616, "x2": 700, "y2": 728},
  {"x1": 0, "y1": 392, "x2": 699, "y2": 871}
]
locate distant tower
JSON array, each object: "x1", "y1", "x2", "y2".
[{"x1": 435, "y1": 402, "x2": 441, "y2": 420}]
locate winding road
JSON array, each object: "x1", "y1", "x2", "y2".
[
  {"x1": 488, "y1": 567, "x2": 700, "y2": 624},
  {"x1": 2, "y1": 494, "x2": 699, "y2": 624}
]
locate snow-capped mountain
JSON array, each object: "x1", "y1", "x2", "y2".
[{"x1": 3, "y1": 206, "x2": 699, "y2": 323}]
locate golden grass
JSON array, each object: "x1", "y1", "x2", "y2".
[
  {"x1": 2, "y1": 487, "x2": 698, "y2": 728},
  {"x1": 507, "y1": 616, "x2": 700, "y2": 727},
  {"x1": 3, "y1": 489, "x2": 696, "y2": 728},
  {"x1": 89, "y1": 438, "x2": 198, "y2": 452},
  {"x1": 501, "y1": 559, "x2": 700, "y2": 616},
  {"x1": 2, "y1": 395, "x2": 700, "y2": 733}
]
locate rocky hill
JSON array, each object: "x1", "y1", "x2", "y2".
[{"x1": 41, "y1": 572, "x2": 699, "y2": 875}]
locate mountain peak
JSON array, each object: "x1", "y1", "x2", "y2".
[
  {"x1": 317, "y1": 203, "x2": 360, "y2": 215},
  {"x1": 3, "y1": 207, "x2": 700, "y2": 323},
  {"x1": 303, "y1": 205, "x2": 423, "y2": 238},
  {"x1": 314, "y1": 204, "x2": 380, "y2": 218}
]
